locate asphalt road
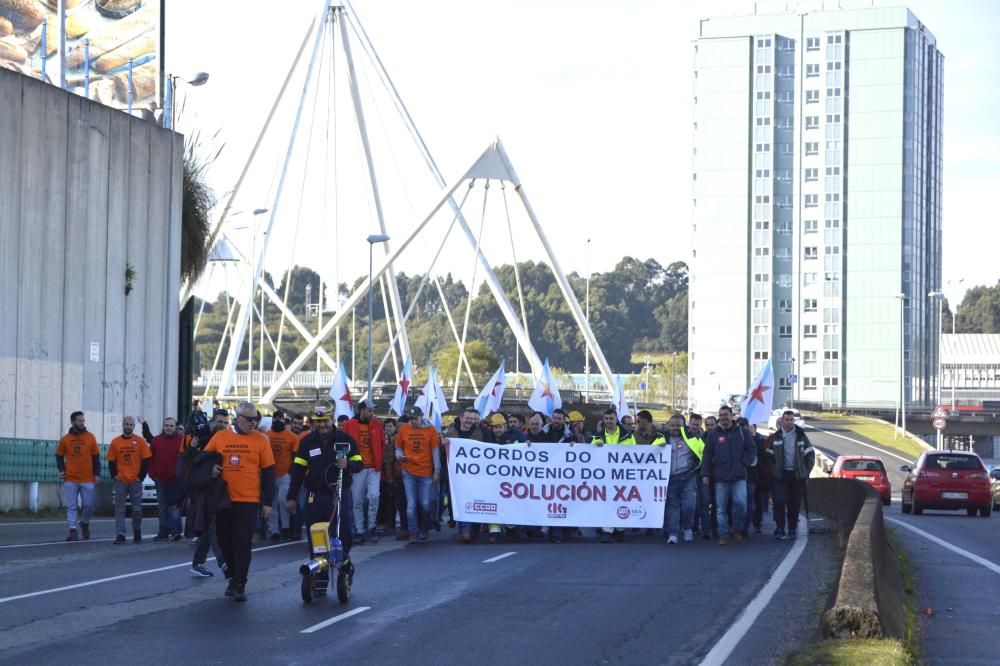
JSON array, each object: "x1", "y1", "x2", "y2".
[
  {"x1": 0, "y1": 504, "x2": 837, "y2": 665},
  {"x1": 807, "y1": 416, "x2": 1000, "y2": 665}
]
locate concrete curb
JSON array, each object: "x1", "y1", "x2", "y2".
[{"x1": 807, "y1": 478, "x2": 906, "y2": 639}]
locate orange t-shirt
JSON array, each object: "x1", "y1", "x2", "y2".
[
  {"x1": 205, "y1": 429, "x2": 275, "y2": 503},
  {"x1": 107, "y1": 435, "x2": 152, "y2": 484},
  {"x1": 356, "y1": 422, "x2": 375, "y2": 468},
  {"x1": 56, "y1": 431, "x2": 99, "y2": 483},
  {"x1": 267, "y1": 429, "x2": 300, "y2": 478},
  {"x1": 396, "y1": 423, "x2": 440, "y2": 478},
  {"x1": 297, "y1": 428, "x2": 311, "y2": 443}
]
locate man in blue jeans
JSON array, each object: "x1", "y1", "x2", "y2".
[
  {"x1": 395, "y1": 406, "x2": 441, "y2": 542},
  {"x1": 700, "y1": 406, "x2": 756, "y2": 545},
  {"x1": 663, "y1": 414, "x2": 704, "y2": 544}
]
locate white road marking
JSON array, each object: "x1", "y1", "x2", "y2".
[
  {"x1": 482, "y1": 551, "x2": 517, "y2": 563},
  {"x1": 0, "y1": 533, "x2": 161, "y2": 549},
  {"x1": 699, "y1": 523, "x2": 808, "y2": 666},
  {"x1": 0, "y1": 519, "x2": 114, "y2": 527},
  {"x1": 0, "y1": 540, "x2": 299, "y2": 604},
  {"x1": 300, "y1": 606, "x2": 371, "y2": 634},
  {"x1": 887, "y1": 517, "x2": 1000, "y2": 576},
  {"x1": 806, "y1": 424, "x2": 913, "y2": 463}
]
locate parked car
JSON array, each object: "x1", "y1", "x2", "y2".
[
  {"x1": 900, "y1": 451, "x2": 992, "y2": 517},
  {"x1": 831, "y1": 455, "x2": 891, "y2": 506},
  {"x1": 768, "y1": 408, "x2": 805, "y2": 431},
  {"x1": 990, "y1": 467, "x2": 1000, "y2": 511}
]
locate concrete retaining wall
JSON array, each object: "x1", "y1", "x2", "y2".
[
  {"x1": 808, "y1": 478, "x2": 906, "y2": 640},
  {"x1": 0, "y1": 67, "x2": 181, "y2": 453}
]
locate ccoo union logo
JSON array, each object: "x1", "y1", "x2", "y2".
[
  {"x1": 547, "y1": 502, "x2": 568, "y2": 519},
  {"x1": 465, "y1": 500, "x2": 497, "y2": 515}
]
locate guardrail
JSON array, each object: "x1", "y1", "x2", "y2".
[{"x1": 0, "y1": 438, "x2": 111, "y2": 482}]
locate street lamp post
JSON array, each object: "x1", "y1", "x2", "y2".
[
  {"x1": 928, "y1": 291, "x2": 945, "y2": 449},
  {"x1": 790, "y1": 357, "x2": 796, "y2": 410},
  {"x1": 249, "y1": 208, "x2": 268, "y2": 402},
  {"x1": 948, "y1": 278, "x2": 965, "y2": 413},
  {"x1": 366, "y1": 234, "x2": 391, "y2": 399},
  {"x1": 895, "y1": 293, "x2": 908, "y2": 438},
  {"x1": 164, "y1": 72, "x2": 210, "y2": 130}
]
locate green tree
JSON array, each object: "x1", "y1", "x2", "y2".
[
  {"x1": 956, "y1": 282, "x2": 1000, "y2": 333},
  {"x1": 433, "y1": 340, "x2": 500, "y2": 389}
]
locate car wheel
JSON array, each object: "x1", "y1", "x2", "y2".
[
  {"x1": 981, "y1": 505, "x2": 992, "y2": 518},
  {"x1": 901, "y1": 500, "x2": 912, "y2": 514},
  {"x1": 882, "y1": 497, "x2": 891, "y2": 507},
  {"x1": 913, "y1": 501, "x2": 923, "y2": 515},
  {"x1": 967, "y1": 508, "x2": 978, "y2": 517}
]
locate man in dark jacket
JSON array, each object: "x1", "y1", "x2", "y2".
[
  {"x1": 764, "y1": 411, "x2": 815, "y2": 540},
  {"x1": 700, "y1": 406, "x2": 756, "y2": 545},
  {"x1": 446, "y1": 407, "x2": 484, "y2": 543},
  {"x1": 150, "y1": 417, "x2": 184, "y2": 542}
]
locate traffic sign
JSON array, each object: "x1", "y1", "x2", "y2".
[
  {"x1": 931, "y1": 405, "x2": 947, "y2": 420},
  {"x1": 932, "y1": 417, "x2": 947, "y2": 431},
  {"x1": 788, "y1": 374, "x2": 798, "y2": 384}
]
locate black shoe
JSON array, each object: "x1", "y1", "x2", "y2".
[
  {"x1": 114, "y1": 534, "x2": 126, "y2": 545},
  {"x1": 232, "y1": 584, "x2": 247, "y2": 602},
  {"x1": 133, "y1": 530, "x2": 142, "y2": 544},
  {"x1": 599, "y1": 533, "x2": 613, "y2": 543},
  {"x1": 269, "y1": 533, "x2": 281, "y2": 544},
  {"x1": 354, "y1": 532, "x2": 365, "y2": 545},
  {"x1": 153, "y1": 535, "x2": 169, "y2": 542},
  {"x1": 774, "y1": 528, "x2": 787, "y2": 541},
  {"x1": 550, "y1": 532, "x2": 562, "y2": 544},
  {"x1": 280, "y1": 528, "x2": 290, "y2": 541},
  {"x1": 80, "y1": 523, "x2": 90, "y2": 540},
  {"x1": 66, "y1": 528, "x2": 79, "y2": 542},
  {"x1": 170, "y1": 533, "x2": 182, "y2": 542},
  {"x1": 613, "y1": 530, "x2": 626, "y2": 543},
  {"x1": 224, "y1": 581, "x2": 236, "y2": 597},
  {"x1": 190, "y1": 564, "x2": 213, "y2": 578}
]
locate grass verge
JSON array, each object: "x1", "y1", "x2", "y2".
[
  {"x1": 814, "y1": 414, "x2": 929, "y2": 461},
  {"x1": 0, "y1": 507, "x2": 66, "y2": 519},
  {"x1": 786, "y1": 639, "x2": 911, "y2": 665},
  {"x1": 886, "y1": 527, "x2": 923, "y2": 664}
]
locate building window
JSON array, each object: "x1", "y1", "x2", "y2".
[
  {"x1": 804, "y1": 219, "x2": 819, "y2": 233},
  {"x1": 806, "y1": 116, "x2": 820, "y2": 129},
  {"x1": 754, "y1": 299, "x2": 769, "y2": 309},
  {"x1": 826, "y1": 34, "x2": 842, "y2": 45},
  {"x1": 826, "y1": 87, "x2": 842, "y2": 97},
  {"x1": 778, "y1": 299, "x2": 792, "y2": 312},
  {"x1": 825, "y1": 193, "x2": 841, "y2": 202},
  {"x1": 824, "y1": 308, "x2": 841, "y2": 324},
  {"x1": 756, "y1": 91, "x2": 772, "y2": 100},
  {"x1": 824, "y1": 246, "x2": 840, "y2": 255},
  {"x1": 824, "y1": 218, "x2": 841, "y2": 228},
  {"x1": 755, "y1": 143, "x2": 771, "y2": 152},
  {"x1": 805, "y1": 142, "x2": 819, "y2": 155},
  {"x1": 777, "y1": 65, "x2": 794, "y2": 77},
  {"x1": 755, "y1": 220, "x2": 770, "y2": 229},
  {"x1": 824, "y1": 377, "x2": 840, "y2": 386},
  {"x1": 777, "y1": 91, "x2": 793, "y2": 103},
  {"x1": 824, "y1": 272, "x2": 840, "y2": 282},
  {"x1": 756, "y1": 64, "x2": 772, "y2": 74},
  {"x1": 803, "y1": 298, "x2": 818, "y2": 312},
  {"x1": 755, "y1": 168, "x2": 771, "y2": 177},
  {"x1": 803, "y1": 273, "x2": 818, "y2": 286},
  {"x1": 775, "y1": 222, "x2": 791, "y2": 235},
  {"x1": 824, "y1": 350, "x2": 840, "y2": 360},
  {"x1": 807, "y1": 37, "x2": 820, "y2": 51},
  {"x1": 755, "y1": 117, "x2": 772, "y2": 126},
  {"x1": 756, "y1": 37, "x2": 772, "y2": 48},
  {"x1": 804, "y1": 246, "x2": 819, "y2": 259},
  {"x1": 754, "y1": 273, "x2": 770, "y2": 283},
  {"x1": 824, "y1": 324, "x2": 840, "y2": 334},
  {"x1": 754, "y1": 350, "x2": 770, "y2": 360},
  {"x1": 754, "y1": 325, "x2": 769, "y2": 335},
  {"x1": 776, "y1": 274, "x2": 792, "y2": 288},
  {"x1": 805, "y1": 194, "x2": 819, "y2": 207},
  {"x1": 754, "y1": 247, "x2": 771, "y2": 256},
  {"x1": 806, "y1": 90, "x2": 819, "y2": 103},
  {"x1": 779, "y1": 325, "x2": 792, "y2": 338},
  {"x1": 826, "y1": 61, "x2": 842, "y2": 71},
  {"x1": 825, "y1": 166, "x2": 841, "y2": 176},
  {"x1": 805, "y1": 168, "x2": 819, "y2": 181},
  {"x1": 779, "y1": 377, "x2": 791, "y2": 390},
  {"x1": 803, "y1": 351, "x2": 817, "y2": 363},
  {"x1": 775, "y1": 117, "x2": 793, "y2": 129},
  {"x1": 755, "y1": 195, "x2": 770, "y2": 204},
  {"x1": 806, "y1": 63, "x2": 820, "y2": 77},
  {"x1": 826, "y1": 113, "x2": 842, "y2": 124},
  {"x1": 775, "y1": 168, "x2": 792, "y2": 180},
  {"x1": 803, "y1": 377, "x2": 817, "y2": 389},
  {"x1": 804, "y1": 324, "x2": 818, "y2": 337}
]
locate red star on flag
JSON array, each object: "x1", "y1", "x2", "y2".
[
  {"x1": 398, "y1": 378, "x2": 410, "y2": 394},
  {"x1": 340, "y1": 389, "x2": 353, "y2": 408},
  {"x1": 540, "y1": 382, "x2": 554, "y2": 400},
  {"x1": 748, "y1": 383, "x2": 770, "y2": 405},
  {"x1": 490, "y1": 380, "x2": 503, "y2": 397}
]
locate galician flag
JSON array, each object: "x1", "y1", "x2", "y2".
[
  {"x1": 328, "y1": 361, "x2": 354, "y2": 419},
  {"x1": 528, "y1": 358, "x2": 562, "y2": 417},
  {"x1": 612, "y1": 374, "x2": 629, "y2": 421},
  {"x1": 415, "y1": 364, "x2": 448, "y2": 430},
  {"x1": 740, "y1": 359, "x2": 774, "y2": 426},
  {"x1": 391, "y1": 357, "x2": 413, "y2": 416},
  {"x1": 474, "y1": 359, "x2": 506, "y2": 417}
]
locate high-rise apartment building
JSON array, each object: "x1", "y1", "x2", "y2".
[{"x1": 688, "y1": 7, "x2": 942, "y2": 412}]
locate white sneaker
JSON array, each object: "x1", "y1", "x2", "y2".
[
  {"x1": 683, "y1": 529, "x2": 694, "y2": 542},
  {"x1": 667, "y1": 535, "x2": 679, "y2": 544}
]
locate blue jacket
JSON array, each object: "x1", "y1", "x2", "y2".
[{"x1": 700, "y1": 424, "x2": 756, "y2": 482}]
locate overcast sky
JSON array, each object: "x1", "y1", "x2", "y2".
[{"x1": 167, "y1": 0, "x2": 999, "y2": 308}]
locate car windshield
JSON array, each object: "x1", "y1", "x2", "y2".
[
  {"x1": 925, "y1": 455, "x2": 982, "y2": 471},
  {"x1": 842, "y1": 459, "x2": 885, "y2": 473}
]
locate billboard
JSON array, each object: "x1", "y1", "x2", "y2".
[{"x1": 0, "y1": 0, "x2": 161, "y2": 112}]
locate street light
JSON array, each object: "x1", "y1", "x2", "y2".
[
  {"x1": 249, "y1": 208, "x2": 268, "y2": 402},
  {"x1": 895, "y1": 293, "x2": 908, "y2": 438},
  {"x1": 947, "y1": 278, "x2": 965, "y2": 412},
  {"x1": 164, "y1": 71, "x2": 211, "y2": 130},
  {"x1": 928, "y1": 290, "x2": 945, "y2": 449},
  {"x1": 366, "y1": 234, "x2": 391, "y2": 399}
]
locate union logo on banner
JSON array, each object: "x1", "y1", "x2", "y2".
[{"x1": 547, "y1": 502, "x2": 568, "y2": 519}]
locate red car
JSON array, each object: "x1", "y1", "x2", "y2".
[
  {"x1": 901, "y1": 451, "x2": 992, "y2": 517},
  {"x1": 831, "y1": 456, "x2": 891, "y2": 506}
]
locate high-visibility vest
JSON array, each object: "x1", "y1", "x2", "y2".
[
  {"x1": 679, "y1": 427, "x2": 705, "y2": 461},
  {"x1": 591, "y1": 427, "x2": 636, "y2": 445}
]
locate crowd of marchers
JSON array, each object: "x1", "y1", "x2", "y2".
[{"x1": 54, "y1": 399, "x2": 815, "y2": 601}]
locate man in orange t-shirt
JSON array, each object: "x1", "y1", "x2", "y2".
[
  {"x1": 395, "y1": 405, "x2": 441, "y2": 542},
  {"x1": 204, "y1": 401, "x2": 276, "y2": 601},
  {"x1": 343, "y1": 398, "x2": 387, "y2": 543},
  {"x1": 265, "y1": 409, "x2": 299, "y2": 542},
  {"x1": 56, "y1": 411, "x2": 101, "y2": 541},
  {"x1": 107, "y1": 416, "x2": 153, "y2": 544}
]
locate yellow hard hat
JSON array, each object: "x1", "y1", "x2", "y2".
[
  {"x1": 488, "y1": 413, "x2": 506, "y2": 426},
  {"x1": 312, "y1": 399, "x2": 334, "y2": 421},
  {"x1": 568, "y1": 410, "x2": 585, "y2": 423}
]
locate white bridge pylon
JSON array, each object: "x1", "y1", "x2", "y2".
[
  {"x1": 196, "y1": 0, "x2": 616, "y2": 405},
  {"x1": 261, "y1": 139, "x2": 618, "y2": 406}
]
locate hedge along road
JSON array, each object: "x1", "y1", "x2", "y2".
[{"x1": 0, "y1": 508, "x2": 837, "y2": 663}]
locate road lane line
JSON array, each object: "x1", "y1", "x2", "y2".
[
  {"x1": 805, "y1": 424, "x2": 913, "y2": 463},
  {"x1": 482, "y1": 551, "x2": 517, "y2": 563},
  {"x1": 301, "y1": 606, "x2": 371, "y2": 634},
  {"x1": 887, "y1": 518, "x2": 1000, "y2": 576},
  {"x1": 699, "y1": 523, "x2": 808, "y2": 666},
  {"x1": 0, "y1": 540, "x2": 299, "y2": 604},
  {"x1": 0, "y1": 519, "x2": 115, "y2": 527},
  {"x1": 0, "y1": 533, "x2": 161, "y2": 549}
]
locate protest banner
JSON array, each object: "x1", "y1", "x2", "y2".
[{"x1": 447, "y1": 439, "x2": 671, "y2": 528}]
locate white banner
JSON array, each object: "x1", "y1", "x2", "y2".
[{"x1": 447, "y1": 439, "x2": 671, "y2": 528}]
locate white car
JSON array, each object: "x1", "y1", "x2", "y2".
[{"x1": 768, "y1": 408, "x2": 805, "y2": 431}]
